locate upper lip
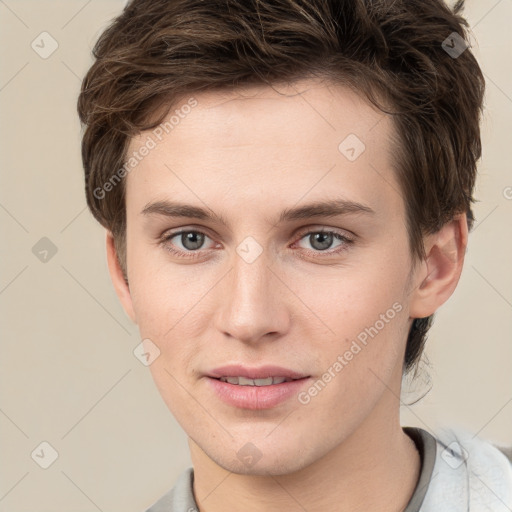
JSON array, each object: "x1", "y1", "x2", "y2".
[{"x1": 207, "y1": 364, "x2": 308, "y2": 380}]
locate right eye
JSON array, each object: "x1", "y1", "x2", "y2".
[{"x1": 159, "y1": 229, "x2": 217, "y2": 259}]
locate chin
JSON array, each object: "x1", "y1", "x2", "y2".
[
  {"x1": 200, "y1": 437, "x2": 317, "y2": 477},
  {"x1": 224, "y1": 456, "x2": 309, "y2": 477}
]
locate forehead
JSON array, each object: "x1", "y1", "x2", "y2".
[
  {"x1": 144, "y1": 79, "x2": 390, "y2": 149},
  {"x1": 125, "y1": 78, "x2": 403, "y2": 222}
]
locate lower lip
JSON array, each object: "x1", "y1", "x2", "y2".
[{"x1": 206, "y1": 377, "x2": 311, "y2": 410}]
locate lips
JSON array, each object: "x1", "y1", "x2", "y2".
[
  {"x1": 205, "y1": 364, "x2": 311, "y2": 409},
  {"x1": 207, "y1": 364, "x2": 308, "y2": 381}
]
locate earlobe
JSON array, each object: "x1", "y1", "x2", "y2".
[
  {"x1": 105, "y1": 231, "x2": 137, "y2": 324},
  {"x1": 409, "y1": 214, "x2": 468, "y2": 319}
]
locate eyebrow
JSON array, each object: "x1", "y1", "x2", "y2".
[{"x1": 141, "y1": 198, "x2": 375, "y2": 227}]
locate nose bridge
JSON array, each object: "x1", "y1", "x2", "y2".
[
  {"x1": 232, "y1": 249, "x2": 271, "y2": 303},
  {"x1": 215, "y1": 241, "x2": 288, "y2": 342}
]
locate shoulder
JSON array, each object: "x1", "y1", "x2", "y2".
[
  {"x1": 144, "y1": 467, "x2": 196, "y2": 512},
  {"x1": 421, "y1": 426, "x2": 512, "y2": 511},
  {"x1": 496, "y1": 444, "x2": 512, "y2": 463}
]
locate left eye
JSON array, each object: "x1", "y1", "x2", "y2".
[
  {"x1": 166, "y1": 231, "x2": 215, "y2": 252},
  {"x1": 295, "y1": 230, "x2": 350, "y2": 252}
]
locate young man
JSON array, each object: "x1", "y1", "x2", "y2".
[{"x1": 77, "y1": 0, "x2": 512, "y2": 510}]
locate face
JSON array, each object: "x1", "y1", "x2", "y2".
[{"x1": 121, "y1": 79, "x2": 419, "y2": 475}]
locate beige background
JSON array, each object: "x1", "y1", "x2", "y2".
[{"x1": 0, "y1": 1, "x2": 511, "y2": 511}]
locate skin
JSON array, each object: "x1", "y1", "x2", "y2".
[{"x1": 106, "y1": 78, "x2": 467, "y2": 511}]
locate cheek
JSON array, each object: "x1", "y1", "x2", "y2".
[
  {"x1": 127, "y1": 254, "x2": 216, "y2": 380},
  {"x1": 288, "y1": 245, "x2": 411, "y2": 387},
  {"x1": 291, "y1": 259, "x2": 408, "y2": 338},
  {"x1": 127, "y1": 239, "x2": 194, "y2": 332}
]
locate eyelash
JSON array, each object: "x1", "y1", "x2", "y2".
[{"x1": 158, "y1": 228, "x2": 355, "y2": 260}]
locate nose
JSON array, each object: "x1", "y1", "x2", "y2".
[{"x1": 213, "y1": 248, "x2": 291, "y2": 344}]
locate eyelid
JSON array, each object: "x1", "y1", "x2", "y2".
[
  {"x1": 159, "y1": 224, "x2": 217, "y2": 241},
  {"x1": 160, "y1": 228, "x2": 218, "y2": 249},
  {"x1": 293, "y1": 225, "x2": 355, "y2": 241}
]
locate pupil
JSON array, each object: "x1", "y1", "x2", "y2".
[
  {"x1": 311, "y1": 232, "x2": 332, "y2": 251},
  {"x1": 183, "y1": 232, "x2": 204, "y2": 250}
]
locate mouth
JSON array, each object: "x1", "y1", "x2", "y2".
[
  {"x1": 214, "y1": 376, "x2": 300, "y2": 386},
  {"x1": 207, "y1": 364, "x2": 309, "y2": 383},
  {"x1": 205, "y1": 365, "x2": 311, "y2": 409}
]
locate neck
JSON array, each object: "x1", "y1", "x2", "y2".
[{"x1": 189, "y1": 393, "x2": 421, "y2": 512}]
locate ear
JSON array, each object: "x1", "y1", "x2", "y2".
[
  {"x1": 409, "y1": 213, "x2": 468, "y2": 319},
  {"x1": 105, "y1": 231, "x2": 137, "y2": 324}
]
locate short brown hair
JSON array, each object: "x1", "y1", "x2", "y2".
[{"x1": 77, "y1": 0, "x2": 485, "y2": 374}]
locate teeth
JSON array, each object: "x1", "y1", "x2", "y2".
[
  {"x1": 240, "y1": 376, "x2": 267, "y2": 386},
  {"x1": 218, "y1": 376, "x2": 292, "y2": 386}
]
